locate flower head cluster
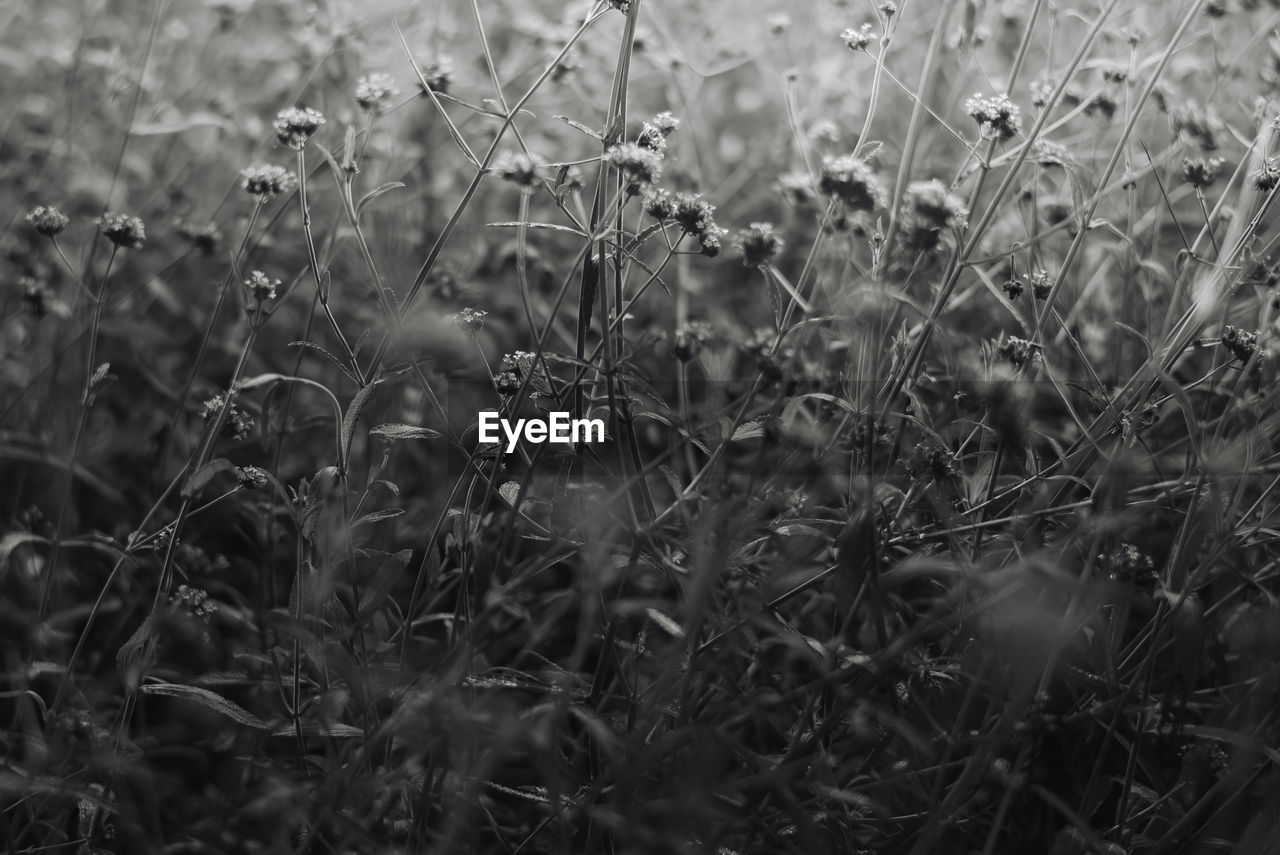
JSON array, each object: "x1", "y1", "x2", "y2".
[
  {"x1": 996, "y1": 335, "x2": 1039, "y2": 368},
  {"x1": 637, "y1": 110, "x2": 680, "y2": 154},
  {"x1": 240, "y1": 164, "x2": 296, "y2": 199},
  {"x1": 235, "y1": 465, "x2": 270, "y2": 491},
  {"x1": 1029, "y1": 78, "x2": 1054, "y2": 108},
  {"x1": 418, "y1": 57, "x2": 454, "y2": 95},
  {"x1": 734, "y1": 222, "x2": 784, "y2": 268},
  {"x1": 642, "y1": 188, "x2": 676, "y2": 220},
  {"x1": 965, "y1": 93, "x2": 1022, "y2": 141},
  {"x1": 201, "y1": 393, "x2": 255, "y2": 441},
  {"x1": 1220, "y1": 325, "x2": 1266, "y2": 368},
  {"x1": 493, "y1": 151, "x2": 543, "y2": 190},
  {"x1": 175, "y1": 220, "x2": 222, "y2": 256},
  {"x1": 776, "y1": 171, "x2": 814, "y2": 206},
  {"x1": 273, "y1": 106, "x2": 325, "y2": 149},
  {"x1": 1032, "y1": 139, "x2": 1071, "y2": 167},
  {"x1": 1255, "y1": 158, "x2": 1280, "y2": 191},
  {"x1": 173, "y1": 584, "x2": 216, "y2": 621},
  {"x1": 495, "y1": 350, "x2": 554, "y2": 397},
  {"x1": 671, "y1": 192, "x2": 726, "y2": 256},
  {"x1": 604, "y1": 142, "x2": 663, "y2": 195},
  {"x1": 906, "y1": 442, "x2": 958, "y2": 483},
  {"x1": 840, "y1": 23, "x2": 876, "y2": 51},
  {"x1": 1171, "y1": 102, "x2": 1223, "y2": 151},
  {"x1": 1099, "y1": 543, "x2": 1156, "y2": 585},
  {"x1": 900, "y1": 179, "x2": 968, "y2": 251},
  {"x1": 1182, "y1": 156, "x2": 1223, "y2": 189},
  {"x1": 819, "y1": 154, "x2": 885, "y2": 211},
  {"x1": 450, "y1": 307, "x2": 488, "y2": 332},
  {"x1": 27, "y1": 205, "x2": 69, "y2": 237},
  {"x1": 355, "y1": 73, "x2": 399, "y2": 113},
  {"x1": 97, "y1": 213, "x2": 146, "y2": 249},
  {"x1": 1025, "y1": 268, "x2": 1053, "y2": 300},
  {"x1": 245, "y1": 270, "x2": 280, "y2": 304},
  {"x1": 672, "y1": 321, "x2": 713, "y2": 362}
]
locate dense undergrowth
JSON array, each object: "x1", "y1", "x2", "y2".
[{"x1": 5, "y1": 0, "x2": 1280, "y2": 852}]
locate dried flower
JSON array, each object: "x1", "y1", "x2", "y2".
[
  {"x1": 355, "y1": 73, "x2": 399, "y2": 113},
  {"x1": 1221, "y1": 325, "x2": 1265, "y2": 366},
  {"x1": 1182, "y1": 156, "x2": 1224, "y2": 189},
  {"x1": 450, "y1": 307, "x2": 487, "y2": 331},
  {"x1": 642, "y1": 188, "x2": 676, "y2": 220},
  {"x1": 97, "y1": 213, "x2": 146, "y2": 249},
  {"x1": 841, "y1": 24, "x2": 876, "y2": 51},
  {"x1": 27, "y1": 205, "x2": 69, "y2": 237},
  {"x1": 1255, "y1": 158, "x2": 1280, "y2": 191},
  {"x1": 637, "y1": 110, "x2": 680, "y2": 154},
  {"x1": 240, "y1": 164, "x2": 296, "y2": 199},
  {"x1": 273, "y1": 106, "x2": 325, "y2": 149},
  {"x1": 672, "y1": 193, "x2": 721, "y2": 241},
  {"x1": 1002, "y1": 277, "x2": 1024, "y2": 299},
  {"x1": 965, "y1": 93, "x2": 1023, "y2": 141},
  {"x1": 735, "y1": 222, "x2": 785, "y2": 268},
  {"x1": 417, "y1": 57, "x2": 454, "y2": 95},
  {"x1": 173, "y1": 584, "x2": 217, "y2": 621},
  {"x1": 819, "y1": 154, "x2": 885, "y2": 211},
  {"x1": 1171, "y1": 102, "x2": 1223, "y2": 151},
  {"x1": 201, "y1": 394, "x2": 255, "y2": 441},
  {"x1": 1024, "y1": 269, "x2": 1053, "y2": 300},
  {"x1": 672, "y1": 322, "x2": 712, "y2": 362},
  {"x1": 604, "y1": 142, "x2": 663, "y2": 194},
  {"x1": 996, "y1": 335, "x2": 1039, "y2": 368}
]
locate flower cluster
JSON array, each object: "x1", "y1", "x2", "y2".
[
  {"x1": 355, "y1": 73, "x2": 399, "y2": 113},
  {"x1": 273, "y1": 106, "x2": 325, "y2": 149},
  {"x1": 27, "y1": 205, "x2": 69, "y2": 237},
  {"x1": 495, "y1": 351, "x2": 554, "y2": 398},
  {"x1": 1171, "y1": 102, "x2": 1223, "y2": 151},
  {"x1": 840, "y1": 23, "x2": 876, "y2": 52},
  {"x1": 245, "y1": 270, "x2": 280, "y2": 304},
  {"x1": 604, "y1": 142, "x2": 663, "y2": 195},
  {"x1": 173, "y1": 584, "x2": 217, "y2": 621},
  {"x1": 1182, "y1": 156, "x2": 1223, "y2": 189},
  {"x1": 734, "y1": 222, "x2": 784, "y2": 268},
  {"x1": 819, "y1": 154, "x2": 885, "y2": 211},
  {"x1": 1220, "y1": 325, "x2": 1266, "y2": 369},
  {"x1": 1254, "y1": 157, "x2": 1280, "y2": 191},
  {"x1": 899, "y1": 179, "x2": 968, "y2": 251},
  {"x1": 417, "y1": 57, "x2": 454, "y2": 95},
  {"x1": 1025, "y1": 269, "x2": 1053, "y2": 300},
  {"x1": 97, "y1": 213, "x2": 146, "y2": 249},
  {"x1": 241, "y1": 164, "x2": 296, "y2": 199},
  {"x1": 672, "y1": 321, "x2": 713, "y2": 362},
  {"x1": 1098, "y1": 543, "x2": 1156, "y2": 585},
  {"x1": 450, "y1": 307, "x2": 488, "y2": 332},
  {"x1": 965, "y1": 93, "x2": 1022, "y2": 141},
  {"x1": 493, "y1": 151, "x2": 544, "y2": 189},
  {"x1": 636, "y1": 111, "x2": 679, "y2": 154},
  {"x1": 996, "y1": 335, "x2": 1039, "y2": 368},
  {"x1": 906, "y1": 441, "x2": 958, "y2": 483},
  {"x1": 672, "y1": 192, "x2": 726, "y2": 256},
  {"x1": 175, "y1": 220, "x2": 221, "y2": 256},
  {"x1": 201, "y1": 393, "x2": 255, "y2": 441},
  {"x1": 235, "y1": 465, "x2": 270, "y2": 490}
]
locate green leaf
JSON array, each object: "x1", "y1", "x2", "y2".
[
  {"x1": 140, "y1": 682, "x2": 268, "y2": 729},
  {"x1": 341, "y1": 382, "x2": 378, "y2": 460}
]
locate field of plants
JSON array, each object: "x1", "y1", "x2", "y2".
[{"x1": 4, "y1": 0, "x2": 1280, "y2": 852}]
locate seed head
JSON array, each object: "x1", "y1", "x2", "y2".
[
  {"x1": 965, "y1": 93, "x2": 1022, "y2": 141},
  {"x1": 840, "y1": 24, "x2": 876, "y2": 52},
  {"x1": 355, "y1": 73, "x2": 399, "y2": 113},
  {"x1": 819, "y1": 154, "x2": 885, "y2": 211},
  {"x1": 240, "y1": 164, "x2": 296, "y2": 199},
  {"x1": 96, "y1": 213, "x2": 146, "y2": 249},
  {"x1": 273, "y1": 106, "x2": 326, "y2": 149},
  {"x1": 604, "y1": 142, "x2": 663, "y2": 194},
  {"x1": 1182, "y1": 156, "x2": 1224, "y2": 189},
  {"x1": 734, "y1": 222, "x2": 785, "y2": 268},
  {"x1": 27, "y1": 205, "x2": 70, "y2": 237}
]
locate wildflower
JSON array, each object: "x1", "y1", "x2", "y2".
[
  {"x1": 1255, "y1": 158, "x2": 1280, "y2": 191},
  {"x1": 173, "y1": 584, "x2": 217, "y2": 621},
  {"x1": 273, "y1": 106, "x2": 325, "y2": 149},
  {"x1": 776, "y1": 171, "x2": 814, "y2": 205},
  {"x1": 1002, "y1": 277, "x2": 1024, "y2": 299},
  {"x1": 841, "y1": 23, "x2": 876, "y2": 52},
  {"x1": 900, "y1": 179, "x2": 968, "y2": 251},
  {"x1": 355, "y1": 73, "x2": 399, "y2": 113},
  {"x1": 671, "y1": 193, "x2": 721, "y2": 243},
  {"x1": 494, "y1": 370, "x2": 521, "y2": 395},
  {"x1": 1099, "y1": 543, "x2": 1155, "y2": 584},
  {"x1": 819, "y1": 154, "x2": 885, "y2": 211},
  {"x1": 642, "y1": 188, "x2": 675, "y2": 220},
  {"x1": 734, "y1": 222, "x2": 785, "y2": 268},
  {"x1": 175, "y1": 220, "x2": 222, "y2": 256},
  {"x1": 608, "y1": 0, "x2": 631, "y2": 11},
  {"x1": 417, "y1": 57, "x2": 454, "y2": 95},
  {"x1": 497, "y1": 351, "x2": 554, "y2": 397},
  {"x1": 1085, "y1": 91, "x2": 1118, "y2": 122},
  {"x1": 604, "y1": 142, "x2": 663, "y2": 194},
  {"x1": 1101, "y1": 64, "x2": 1128, "y2": 84},
  {"x1": 698, "y1": 227, "x2": 724, "y2": 257},
  {"x1": 907, "y1": 442, "x2": 958, "y2": 482},
  {"x1": 450, "y1": 307, "x2": 487, "y2": 331},
  {"x1": 27, "y1": 205, "x2": 69, "y2": 237},
  {"x1": 245, "y1": 270, "x2": 280, "y2": 303},
  {"x1": 1032, "y1": 139, "x2": 1071, "y2": 167},
  {"x1": 1029, "y1": 78, "x2": 1054, "y2": 108},
  {"x1": 1151, "y1": 82, "x2": 1175, "y2": 114},
  {"x1": 1171, "y1": 102, "x2": 1223, "y2": 151},
  {"x1": 1025, "y1": 269, "x2": 1053, "y2": 300},
  {"x1": 201, "y1": 393, "x2": 255, "y2": 441},
  {"x1": 1220, "y1": 325, "x2": 1266, "y2": 370},
  {"x1": 493, "y1": 151, "x2": 543, "y2": 189},
  {"x1": 21, "y1": 277, "x2": 49, "y2": 318},
  {"x1": 996, "y1": 335, "x2": 1038, "y2": 368},
  {"x1": 96, "y1": 213, "x2": 146, "y2": 249},
  {"x1": 1182, "y1": 156, "x2": 1224, "y2": 189},
  {"x1": 236, "y1": 465, "x2": 270, "y2": 490},
  {"x1": 672, "y1": 322, "x2": 712, "y2": 362},
  {"x1": 240, "y1": 164, "x2": 296, "y2": 199},
  {"x1": 965, "y1": 93, "x2": 1022, "y2": 141},
  {"x1": 878, "y1": 1, "x2": 897, "y2": 16},
  {"x1": 767, "y1": 13, "x2": 791, "y2": 34},
  {"x1": 637, "y1": 111, "x2": 679, "y2": 154}
]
